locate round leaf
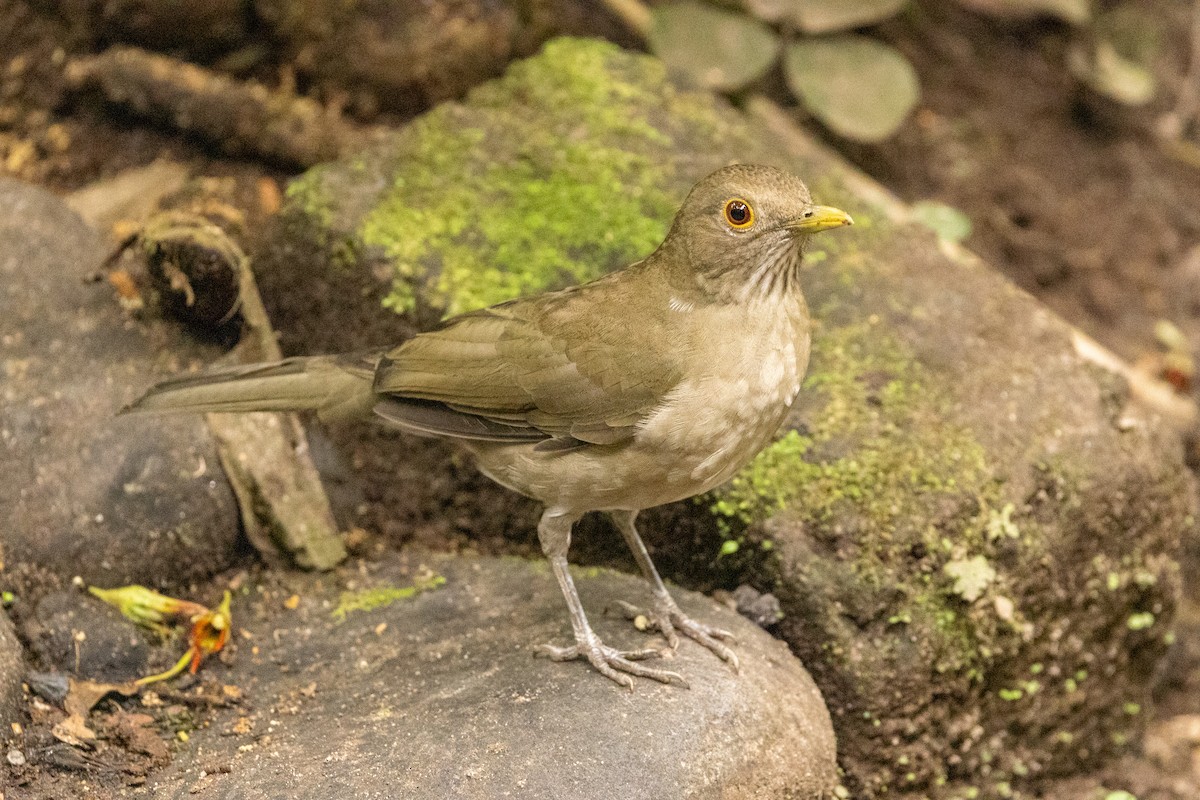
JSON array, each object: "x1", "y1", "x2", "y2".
[
  {"x1": 1069, "y1": 41, "x2": 1156, "y2": 106},
  {"x1": 951, "y1": 0, "x2": 1090, "y2": 25},
  {"x1": 789, "y1": 0, "x2": 909, "y2": 34},
  {"x1": 910, "y1": 201, "x2": 973, "y2": 243},
  {"x1": 784, "y1": 36, "x2": 920, "y2": 142},
  {"x1": 743, "y1": 0, "x2": 793, "y2": 23},
  {"x1": 649, "y1": 2, "x2": 780, "y2": 92},
  {"x1": 1069, "y1": 3, "x2": 1160, "y2": 106}
]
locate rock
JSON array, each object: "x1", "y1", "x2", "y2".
[
  {"x1": 0, "y1": 610, "x2": 24, "y2": 731},
  {"x1": 256, "y1": 0, "x2": 634, "y2": 117},
  {"x1": 147, "y1": 554, "x2": 836, "y2": 799},
  {"x1": 255, "y1": 38, "x2": 1193, "y2": 797},
  {"x1": 738, "y1": 105, "x2": 1192, "y2": 795},
  {"x1": 0, "y1": 178, "x2": 242, "y2": 588},
  {"x1": 25, "y1": 591, "x2": 150, "y2": 682}
]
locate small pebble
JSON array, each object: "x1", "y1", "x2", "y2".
[{"x1": 6, "y1": 748, "x2": 26, "y2": 767}]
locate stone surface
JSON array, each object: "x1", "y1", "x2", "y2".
[
  {"x1": 145, "y1": 554, "x2": 837, "y2": 799},
  {"x1": 257, "y1": 38, "x2": 1195, "y2": 797},
  {"x1": 0, "y1": 610, "x2": 23, "y2": 731},
  {"x1": 25, "y1": 591, "x2": 150, "y2": 682},
  {"x1": 0, "y1": 178, "x2": 242, "y2": 588},
  {"x1": 256, "y1": 0, "x2": 632, "y2": 117}
]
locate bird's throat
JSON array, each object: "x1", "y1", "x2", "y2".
[{"x1": 695, "y1": 238, "x2": 806, "y2": 305}]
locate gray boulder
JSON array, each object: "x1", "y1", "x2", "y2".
[
  {"x1": 147, "y1": 555, "x2": 837, "y2": 799},
  {"x1": 0, "y1": 178, "x2": 241, "y2": 588},
  {"x1": 255, "y1": 37, "x2": 1194, "y2": 797},
  {"x1": 26, "y1": 590, "x2": 151, "y2": 682}
]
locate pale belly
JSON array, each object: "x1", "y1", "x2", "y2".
[{"x1": 469, "y1": 304, "x2": 811, "y2": 516}]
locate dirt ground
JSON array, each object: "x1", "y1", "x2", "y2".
[
  {"x1": 3, "y1": 0, "x2": 1200, "y2": 797},
  {"x1": 870, "y1": 1, "x2": 1200, "y2": 374}
]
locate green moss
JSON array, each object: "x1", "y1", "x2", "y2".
[
  {"x1": 711, "y1": 320, "x2": 991, "y2": 539},
  {"x1": 285, "y1": 168, "x2": 336, "y2": 241},
  {"x1": 1126, "y1": 611, "x2": 1155, "y2": 630},
  {"x1": 710, "y1": 318, "x2": 1001, "y2": 676},
  {"x1": 355, "y1": 38, "x2": 722, "y2": 316},
  {"x1": 331, "y1": 574, "x2": 446, "y2": 622}
]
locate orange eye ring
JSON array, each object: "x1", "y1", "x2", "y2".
[{"x1": 724, "y1": 198, "x2": 754, "y2": 229}]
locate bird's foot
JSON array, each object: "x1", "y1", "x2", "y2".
[
  {"x1": 536, "y1": 636, "x2": 688, "y2": 689},
  {"x1": 618, "y1": 596, "x2": 740, "y2": 672}
]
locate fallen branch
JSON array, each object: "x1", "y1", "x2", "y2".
[{"x1": 66, "y1": 46, "x2": 359, "y2": 168}]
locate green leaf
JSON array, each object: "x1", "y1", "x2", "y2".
[
  {"x1": 649, "y1": 2, "x2": 780, "y2": 92},
  {"x1": 789, "y1": 0, "x2": 909, "y2": 34},
  {"x1": 1069, "y1": 4, "x2": 1160, "y2": 106},
  {"x1": 743, "y1": 0, "x2": 793, "y2": 23},
  {"x1": 910, "y1": 201, "x2": 972, "y2": 243},
  {"x1": 1069, "y1": 41, "x2": 1156, "y2": 106},
  {"x1": 784, "y1": 36, "x2": 919, "y2": 142}
]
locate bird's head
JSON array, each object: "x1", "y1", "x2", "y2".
[{"x1": 666, "y1": 164, "x2": 852, "y2": 302}]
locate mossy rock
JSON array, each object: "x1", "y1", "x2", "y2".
[{"x1": 259, "y1": 37, "x2": 1195, "y2": 798}]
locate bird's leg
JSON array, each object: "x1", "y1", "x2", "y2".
[
  {"x1": 533, "y1": 508, "x2": 686, "y2": 688},
  {"x1": 609, "y1": 510, "x2": 740, "y2": 671}
]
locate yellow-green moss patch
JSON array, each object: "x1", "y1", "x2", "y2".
[
  {"x1": 352, "y1": 38, "x2": 748, "y2": 316},
  {"x1": 331, "y1": 574, "x2": 446, "y2": 622},
  {"x1": 711, "y1": 319, "x2": 992, "y2": 543}
]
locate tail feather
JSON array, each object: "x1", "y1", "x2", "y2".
[{"x1": 123, "y1": 354, "x2": 379, "y2": 423}]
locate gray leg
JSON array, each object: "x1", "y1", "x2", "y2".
[
  {"x1": 609, "y1": 510, "x2": 739, "y2": 671},
  {"x1": 534, "y1": 508, "x2": 686, "y2": 688}
]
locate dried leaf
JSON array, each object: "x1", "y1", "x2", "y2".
[
  {"x1": 649, "y1": 1, "x2": 780, "y2": 92},
  {"x1": 52, "y1": 714, "x2": 97, "y2": 747},
  {"x1": 784, "y1": 35, "x2": 919, "y2": 142},
  {"x1": 64, "y1": 678, "x2": 140, "y2": 719}
]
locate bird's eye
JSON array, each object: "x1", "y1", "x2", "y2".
[{"x1": 724, "y1": 199, "x2": 754, "y2": 229}]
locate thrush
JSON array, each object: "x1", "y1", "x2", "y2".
[{"x1": 126, "y1": 164, "x2": 853, "y2": 687}]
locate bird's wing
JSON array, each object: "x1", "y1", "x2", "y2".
[{"x1": 371, "y1": 273, "x2": 684, "y2": 446}]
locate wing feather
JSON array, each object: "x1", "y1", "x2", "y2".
[{"x1": 370, "y1": 265, "x2": 682, "y2": 445}]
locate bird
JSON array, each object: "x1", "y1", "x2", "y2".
[{"x1": 125, "y1": 163, "x2": 853, "y2": 687}]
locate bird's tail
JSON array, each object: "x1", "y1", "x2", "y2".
[{"x1": 122, "y1": 353, "x2": 380, "y2": 423}]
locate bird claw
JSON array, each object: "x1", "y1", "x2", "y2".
[
  {"x1": 536, "y1": 638, "x2": 688, "y2": 689},
  {"x1": 617, "y1": 598, "x2": 740, "y2": 673}
]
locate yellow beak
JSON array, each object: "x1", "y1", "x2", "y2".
[{"x1": 792, "y1": 205, "x2": 854, "y2": 233}]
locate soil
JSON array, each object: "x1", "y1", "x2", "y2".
[
  {"x1": 868, "y1": 1, "x2": 1200, "y2": 373},
  {"x1": 2, "y1": 0, "x2": 1200, "y2": 797}
]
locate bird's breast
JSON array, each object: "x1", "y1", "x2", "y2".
[
  {"x1": 634, "y1": 301, "x2": 810, "y2": 496},
  {"x1": 469, "y1": 294, "x2": 812, "y2": 514}
]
